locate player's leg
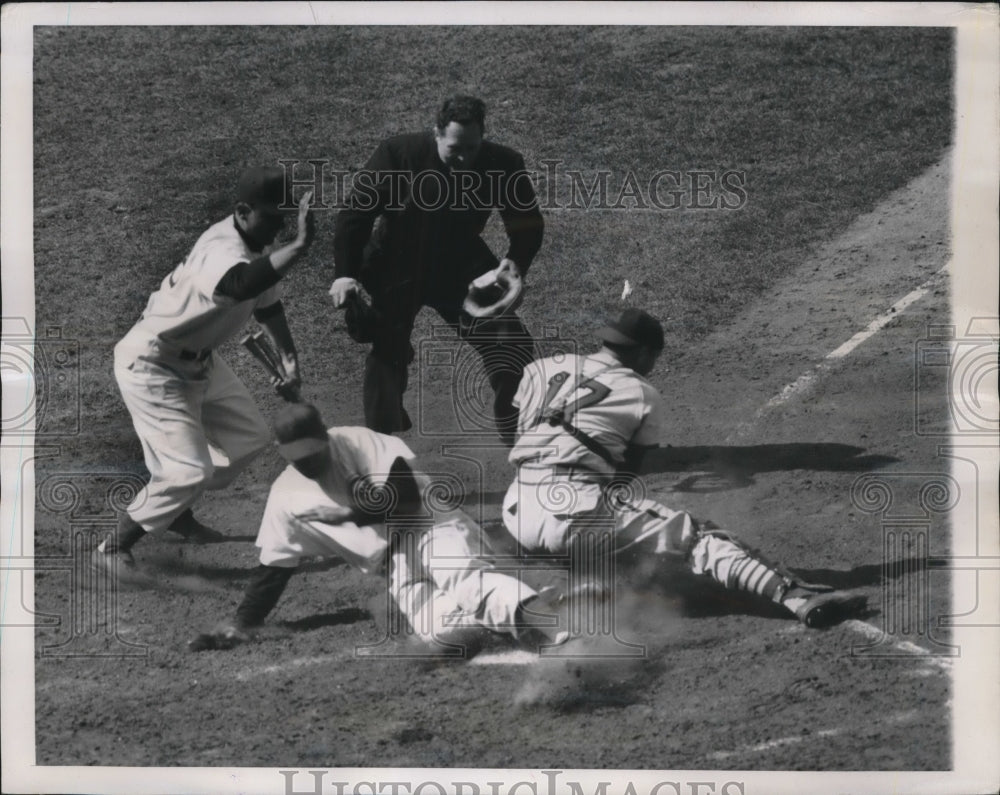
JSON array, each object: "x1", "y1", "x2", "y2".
[
  {"x1": 199, "y1": 353, "x2": 271, "y2": 489},
  {"x1": 99, "y1": 353, "x2": 215, "y2": 562},
  {"x1": 610, "y1": 495, "x2": 867, "y2": 627},
  {"x1": 434, "y1": 304, "x2": 535, "y2": 447},
  {"x1": 364, "y1": 290, "x2": 418, "y2": 434},
  {"x1": 387, "y1": 528, "x2": 477, "y2": 649},
  {"x1": 391, "y1": 513, "x2": 567, "y2": 648},
  {"x1": 434, "y1": 238, "x2": 536, "y2": 445},
  {"x1": 501, "y1": 474, "x2": 603, "y2": 554},
  {"x1": 457, "y1": 313, "x2": 536, "y2": 446}
]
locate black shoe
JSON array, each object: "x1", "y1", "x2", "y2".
[
  {"x1": 783, "y1": 586, "x2": 867, "y2": 628},
  {"x1": 168, "y1": 510, "x2": 226, "y2": 544}
]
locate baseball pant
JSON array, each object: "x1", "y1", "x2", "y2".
[
  {"x1": 114, "y1": 338, "x2": 271, "y2": 533},
  {"x1": 391, "y1": 511, "x2": 537, "y2": 643},
  {"x1": 501, "y1": 469, "x2": 756, "y2": 589}
]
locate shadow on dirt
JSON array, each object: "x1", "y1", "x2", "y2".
[
  {"x1": 475, "y1": 443, "x2": 898, "y2": 502},
  {"x1": 622, "y1": 555, "x2": 886, "y2": 624},
  {"x1": 279, "y1": 607, "x2": 372, "y2": 632},
  {"x1": 793, "y1": 556, "x2": 939, "y2": 590},
  {"x1": 645, "y1": 442, "x2": 899, "y2": 492},
  {"x1": 140, "y1": 553, "x2": 347, "y2": 584}
]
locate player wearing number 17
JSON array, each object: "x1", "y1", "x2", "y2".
[{"x1": 502, "y1": 309, "x2": 867, "y2": 629}]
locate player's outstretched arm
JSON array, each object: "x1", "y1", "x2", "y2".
[{"x1": 269, "y1": 190, "x2": 315, "y2": 276}]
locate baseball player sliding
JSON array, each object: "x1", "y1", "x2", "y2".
[
  {"x1": 502, "y1": 308, "x2": 867, "y2": 629},
  {"x1": 94, "y1": 167, "x2": 315, "y2": 573},
  {"x1": 189, "y1": 403, "x2": 568, "y2": 652}
]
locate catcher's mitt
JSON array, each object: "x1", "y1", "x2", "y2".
[
  {"x1": 344, "y1": 293, "x2": 381, "y2": 343},
  {"x1": 462, "y1": 265, "x2": 525, "y2": 319}
]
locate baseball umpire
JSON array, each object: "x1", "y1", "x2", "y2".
[
  {"x1": 94, "y1": 167, "x2": 315, "y2": 572},
  {"x1": 501, "y1": 308, "x2": 868, "y2": 629},
  {"x1": 188, "y1": 403, "x2": 568, "y2": 652},
  {"x1": 329, "y1": 94, "x2": 543, "y2": 445}
]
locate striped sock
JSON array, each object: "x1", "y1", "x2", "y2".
[{"x1": 726, "y1": 556, "x2": 786, "y2": 602}]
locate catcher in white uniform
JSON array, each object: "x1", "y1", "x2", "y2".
[
  {"x1": 503, "y1": 308, "x2": 867, "y2": 629},
  {"x1": 189, "y1": 403, "x2": 567, "y2": 652},
  {"x1": 94, "y1": 167, "x2": 314, "y2": 571}
]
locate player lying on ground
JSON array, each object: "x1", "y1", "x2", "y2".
[
  {"x1": 501, "y1": 308, "x2": 868, "y2": 628},
  {"x1": 189, "y1": 403, "x2": 569, "y2": 652},
  {"x1": 94, "y1": 168, "x2": 314, "y2": 572}
]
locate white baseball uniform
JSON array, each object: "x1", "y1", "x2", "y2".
[
  {"x1": 502, "y1": 350, "x2": 779, "y2": 598},
  {"x1": 256, "y1": 426, "x2": 542, "y2": 644},
  {"x1": 114, "y1": 215, "x2": 277, "y2": 533}
]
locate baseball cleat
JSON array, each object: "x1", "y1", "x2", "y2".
[
  {"x1": 783, "y1": 586, "x2": 867, "y2": 628},
  {"x1": 90, "y1": 546, "x2": 137, "y2": 577},
  {"x1": 167, "y1": 509, "x2": 226, "y2": 544}
]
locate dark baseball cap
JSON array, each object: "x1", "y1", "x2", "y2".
[
  {"x1": 596, "y1": 308, "x2": 665, "y2": 351},
  {"x1": 236, "y1": 165, "x2": 292, "y2": 213},
  {"x1": 274, "y1": 403, "x2": 329, "y2": 461}
]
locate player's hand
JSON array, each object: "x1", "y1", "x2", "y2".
[
  {"x1": 269, "y1": 355, "x2": 301, "y2": 402},
  {"x1": 497, "y1": 258, "x2": 523, "y2": 281},
  {"x1": 187, "y1": 622, "x2": 250, "y2": 652},
  {"x1": 294, "y1": 190, "x2": 315, "y2": 250},
  {"x1": 329, "y1": 277, "x2": 360, "y2": 308},
  {"x1": 279, "y1": 355, "x2": 300, "y2": 388},
  {"x1": 271, "y1": 375, "x2": 302, "y2": 403},
  {"x1": 295, "y1": 507, "x2": 347, "y2": 525}
]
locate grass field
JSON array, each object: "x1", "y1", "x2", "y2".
[
  {"x1": 33, "y1": 26, "x2": 951, "y2": 435},
  {"x1": 22, "y1": 21, "x2": 965, "y2": 785}
]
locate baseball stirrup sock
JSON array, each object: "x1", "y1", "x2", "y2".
[
  {"x1": 100, "y1": 516, "x2": 147, "y2": 554},
  {"x1": 725, "y1": 556, "x2": 786, "y2": 602}
]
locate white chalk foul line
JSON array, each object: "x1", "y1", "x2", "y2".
[
  {"x1": 231, "y1": 646, "x2": 537, "y2": 681},
  {"x1": 706, "y1": 709, "x2": 921, "y2": 762},
  {"x1": 741, "y1": 263, "x2": 950, "y2": 425},
  {"x1": 469, "y1": 649, "x2": 537, "y2": 666},
  {"x1": 234, "y1": 651, "x2": 351, "y2": 681},
  {"x1": 841, "y1": 619, "x2": 954, "y2": 671},
  {"x1": 729, "y1": 263, "x2": 956, "y2": 670}
]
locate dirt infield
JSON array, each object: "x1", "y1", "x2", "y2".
[
  {"x1": 32, "y1": 152, "x2": 952, "y2": 771},
  {"x1": 14, "y1": 21, "x2": 978, "y2": 789}
]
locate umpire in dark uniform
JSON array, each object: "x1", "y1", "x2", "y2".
[{"x1": 330, "y1": 94, "x2": 543, "y2": 445}]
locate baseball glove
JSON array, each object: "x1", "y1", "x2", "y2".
[{"x1": 462, "y1": 265, "x2": 525, "y2": 319}]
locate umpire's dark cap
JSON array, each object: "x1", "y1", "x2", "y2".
[
  {"x1": 597, "y1": 309, "x2": 665, "y2": 351},
  {"x1": 236, "y1": 165, "x2": 291, "y2": 213},
  {"x1": 274, "y1": 403, "x2": 329, "y2": 461}
]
